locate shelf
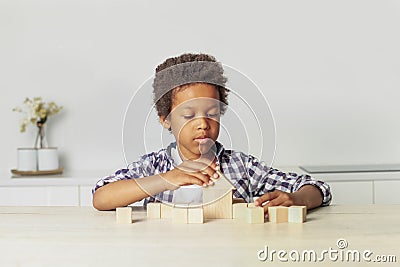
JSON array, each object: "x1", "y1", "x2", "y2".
[
  {"x1": 275, "y1": 166, "x2": 400, "y2": 182},
  {"x1": 0, "y1": 170, "x2": 109, "y2": 187}
]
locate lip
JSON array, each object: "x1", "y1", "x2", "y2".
[{"x1": 194, "y1": 137, "x2": 212, "y2": 144}]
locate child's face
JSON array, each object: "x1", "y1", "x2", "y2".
[{"x1": 162, "y1": 83, "x2": 221, "y2": 161}]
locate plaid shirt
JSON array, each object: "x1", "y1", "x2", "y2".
[{"x1": 93, "y1": 141, "x2": 331, "y2": 206}]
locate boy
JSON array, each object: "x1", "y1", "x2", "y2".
[{"x1": 93, "y1": 53, "x2": 331, "y2": 212}]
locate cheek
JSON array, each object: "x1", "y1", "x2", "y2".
[
  {"x1": 205, "y1": 119, "x2": 220, "y2": 138},
  {"x1": 212, "y1": 122, "x2": 220, "y2": 136},
  {"x1": 210, "y1": 119, "x2": 220, "y2": 129},
  {"x1": 171, "y1": 118, "x2": 191, "y2": 137}
]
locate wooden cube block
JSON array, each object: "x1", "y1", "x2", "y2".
[
  {"x1": 202, "y1": 189, "x2": 218, "y2": 219},
  {"x1": 288, "y1": 206, "x2": 307, "y2": 223},
  {"x1": 203, "y1": 170, "x2": 236, "y2": 219},
  {"x1": 146, "y1": 203, "x2": 161, "y2": 219},
  {"x1": 203, "y1": 188, "x2": 222, "y2": 204},
  {"x1": 161, "y1": 203, "x2": 173, "y2": 219},
  {"x1": 214, "y1": 190, "x2": 233, "y2": 219},
  {"x1": 268, "y1": 206, "x2": 288, "y2": 223},
  {"x1": 172, "y1": 204, "x2": 188, "y2": 224},
  {"x1": 116, "y1": 207, "x2": 132, "y2": 224},
  {"x1": 233, "y1": 203, "x2": 248, "y2": 220},
  {"x1": 247, "y1": 203, "x2": 256, "y2": 208},
  {"x1": 233, "y1": 198, "x2": 246, "y2": 204},
  {"x1": 211, "y1": 170, "x2": 236, "y2": 191},
  {"x1": 247, "y1": 207, "x2": 265, "y2": 224},
  {"x1": 203, "y1": 189, "x2": 234, "y2": 219},
  {"x1": 188, "y1": 204, "x2": 204, "y2": 224},
  {"x1": 202, "y1": 203, "x2": 215, "y2": 219}
]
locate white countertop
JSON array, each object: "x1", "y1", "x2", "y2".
[{"x1": 0, "y1": 205, "x2": 398, "y2": 267}]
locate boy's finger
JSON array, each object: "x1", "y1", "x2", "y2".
[
  {"x1": 185, "y1": 176, "x2": 206, "y2": 187},
  {"x1": 176, "y1": 164, "x2": 197, "y2": 173},
  {"x1": 190, "y1": 172, "x2": 212, "y2": 186},
  {"x1": 264, "y1": 197, "x2": 284, "y2": 208},
  {"x1": 263, "y1": 197, "x2": 294, "y2": 213},
  {"x1": 254, "y1": 191, "x2": 280, "y2": 206},
  {"x1": 184, "y1": 163, "x2": 218, "y2": 181},
  {"x1": 262, "y1": 198, "x2": 287, "y2": 213},
  {"x1": 204, "y1": 166, "x2": 219, "y2": 180},
  {"x1": 199, "y1": 161, "x2": 218, "y2": 171},
  {"x1": 210, "y1": 161, "x2": 218, "y2": 170}
]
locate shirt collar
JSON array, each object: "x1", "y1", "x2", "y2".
[{"x1": 166, "y1": 141, "x2": 225, "y2": 166}]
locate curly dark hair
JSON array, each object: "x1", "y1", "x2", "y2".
[{"x1": 152, "y1": 53, "x2": 229, "y2": 119}]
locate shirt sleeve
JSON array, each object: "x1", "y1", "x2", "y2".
[
  {"x1": 92, "y1": 154, "x2": 153, "y2": 194},
  {"x1": 245, "y1": 155, "x2": 332, "y2": 206}
]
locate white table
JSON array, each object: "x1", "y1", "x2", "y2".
[{"x1": 0, "y1": 205, "x2": 399, "y2": 267}]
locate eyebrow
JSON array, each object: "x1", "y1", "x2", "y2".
[{"x1": 180, "y1": 104, "x2": 219, "y2": 110}]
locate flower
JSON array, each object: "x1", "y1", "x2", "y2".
[{"x1": 13, "y1": 97, "x2": 62, "y2": 132}]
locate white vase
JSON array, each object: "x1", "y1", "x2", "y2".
[
  {"x1": 37, "y1": 148, "x2": 59, "y2": 171},
  {"x1": 17, "y1": 148, "x2": 38, "y2": 171},
  {"x1": 34, "y1": 123, "x2": 48, "y2": 149}
]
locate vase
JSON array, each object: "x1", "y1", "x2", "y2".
[
  {"x1": 17, "y1": 148, "x2": 38, "y2": 171},
  {"x1": 34, "y1": 123, "x2": 48, "y2": 149},
  {"x1": 37, "y1": 147, "x2": 59, "y2": 171}
]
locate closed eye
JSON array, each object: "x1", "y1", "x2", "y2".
[
  {"x1": 207, "y1": 113, "x2": 219, "y2": 118},
  {"x1": 183, "y1": 115, "x2": 194, "y2": 119}
]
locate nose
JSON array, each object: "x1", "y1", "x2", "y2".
[{"x1": 196, "y1": 116, "x2": 210, "y2": 130}]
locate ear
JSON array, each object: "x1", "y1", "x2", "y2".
[{"x1": 160, "y1": 116, "x2": 171, "y2": 130}]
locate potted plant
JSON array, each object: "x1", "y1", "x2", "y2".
[{"x1": 13, "y1": 97, "x2": 62, "y2": 172}]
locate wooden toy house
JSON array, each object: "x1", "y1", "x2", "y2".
[{"x1": 202, "y1": 170, "x2": 236, "y2": 219}]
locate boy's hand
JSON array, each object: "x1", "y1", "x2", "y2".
[
  {"x1": 254, "y1": 185, "x2": 323, "y2": 213},
  {"x1": 163, "y1": 160, "x2": 220, "y2": 188},
  {"x1": 254, "y1": 191, "x2": 295, "y2": 214}
]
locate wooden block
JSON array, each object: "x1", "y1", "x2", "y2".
[
  {"x1": 233, "y1": 203, "x2": 248, "y2": 220},
  {"x1": 202, "y1": 204, "x2": 215, "y2": 219},
  {"x1": 247, "y1": 203, "x2": 256, "y2": 208},
  {"x1": 203, "y1": 188, "x2": 233, "y2": 219},
  {"x1": 268, "y1": 206, "x2": 288, "y2": 223},
  {"x1": 188, "y1": 204, "x2": 204, "y2": 224},
  {"x1": 161, "y1": 203, "x2": 173, "y2": 219},
  {"x1": 215, "y1": 190, "x2": 233, "y2": 219},
  {"x1": 202, "y1": 189, "x2": 218, "y2": 219},
  {"x1": 288, "y1": 206, "x2": 307, "y2": 223},
  {"x1": 116, "y1": 207, "x2": 132, "y2": 224},
  {"x1": 247, "y1": 207, "x2": 265, "y2": 224},
  {"x1": 203, "y1": 170, "x2": 235, "y2": 219},
  {"x1": 210, "y1": 170, "x2": 236, "y2": 191},
  {"x1": 172, "y1": 204, "x2": 188, "y2": 224},
  {"x1": 233, "y1": 198, "x2": 246, "y2": 204},
  {"x1": 203, "y1": 188, "x2": 225, "y2": 204},
  {"x1": 146, "y1": 203, "x2": 161, "y2": 219}
]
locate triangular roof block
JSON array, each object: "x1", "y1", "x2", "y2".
[{"x1": 208, "y1": 170, "x2": 236, "y2": 191}]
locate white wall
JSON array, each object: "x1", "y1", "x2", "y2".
[{"x1": 1, "y1": 0, "x2": 400, "y2": 179}]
